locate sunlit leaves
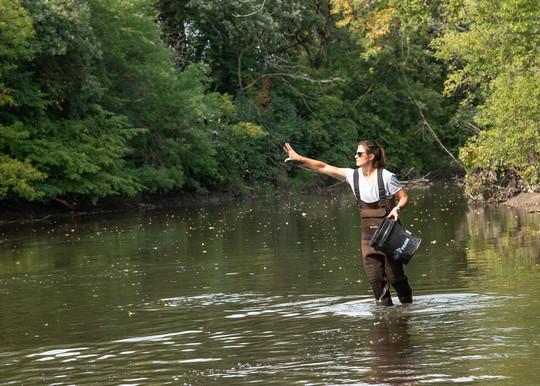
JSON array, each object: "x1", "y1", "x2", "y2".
[
  {"x1": 434, "y1": 0, "x2": 538, "y2": 100},
  {"x1": 0, "y1": 0, "x2": 34, "y2": 106},
  {"x1": 0, "y1": 1, "x2": 43, "y2": 200},
  {"x1": 0, "y1": 0, "x2": 33, "y2": 60},
  {"x1": 435, "y1": 0, "x2": 540, "y2": 199},
  {"x1": 0, "y1": 154, "x2": 45, "y2": 200},
  {"x1": 331, "y1": 0, "x2": 400, "y2": 54},
  {"x1": 331, "y1": 0, "x2": 436, "y2": 57}
]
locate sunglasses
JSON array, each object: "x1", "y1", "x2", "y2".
[{"x1": 354, "y1": 151, "x2": 366, "y2": 157}]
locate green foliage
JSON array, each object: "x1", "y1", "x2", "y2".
[
  {"x1": 157, "y1": 0, "x2": 337, "y2": 93},
  {"x1": 436, "y1": 0, "x2": 540, "y2": 199},
  {"x1": 435, "y1": 0, "x2": 538, "y2": 101},
  {"x1": 1, "y1": 0, "x2": 149, "y2": 204},
  {"x1": 1, "y1": 0, "x2": 536, "y2": 207},
  {"x1": 459, "y1": 69, "x2": 540, "y2": 200},
  {"x1": 11, "y1": 108, "x2": 144, "y2": 202},
  {"x1": 0, "y1": 0, "x2": 44, "y2": 200},
  {"x1": 0, "y1": 0, "x2": 34, "y2": 106},
  {"x1": 0, "y1": 0, "x2": 33, "y2": 61},
  {"x1": 0, "y1": 154, "x2": 45, "y2": 201},
  {"x1": 329, "y1": 0, "x2": 466, "y2": 175},
  {"x1": 90, "y1": 0, "x2": 225, "y2": 194},
  {"x1": 214, "y1": 120, "x2": 270, "y2": 192},
  {"x1": 21, "y1": 0, "x2": 104, "y2": 118}
]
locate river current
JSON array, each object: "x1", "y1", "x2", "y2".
[{"x1": 1, "y1": 183, "x2": 539, "y2": 384}]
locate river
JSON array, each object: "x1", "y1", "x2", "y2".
[{"x1": 0, "y1": 183, "x2": 539, "y2": 384}]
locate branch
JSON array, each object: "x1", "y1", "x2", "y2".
[
  {"x1": 456, "y1": 120, "x2": 481, "y2": 135},
  {"x1": 241, "y1": 72, "x2": 343, "y2": 91},
  {"x1": 279, "y1": 76, "x2": 317, "y2": 113},
  {"x1": 264, "y1": 73, "x2": 343, "y2": 84},
  {"x1": 233, "y1": 0, "x2": 267, "y2": 18},
  {"x1": 237, "y1": 42, "x2": 259, "y2": 90},
  {"x1": 402, "y1": 166, "x2": 414, "y2": 179},
  {"x1": 400, "y1": 68, "x2": 465, "y2": 170}
]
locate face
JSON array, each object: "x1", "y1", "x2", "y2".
[{"x1": 354, "y1": 146, "x2": 372, "y2": 167}]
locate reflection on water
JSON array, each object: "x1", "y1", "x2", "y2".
[{"x1": 0, "y1": 184, "x2": 539, "y2": 384}]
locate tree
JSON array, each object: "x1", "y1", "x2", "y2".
[
  {"x1": 0, "y1": 0, "x2": 45, "y2": 201},
  {"x1": 434, "y1": 0, "x2": 540, "y2": 200},
  {"x1": 156, "y1": 0, "x2": 342, "y2": 95},
  {"x1": 330, "y1": 0, "x2": 468, "y2": 174},
  {"x1": 90, "y1": 0, "x2": 226, "y2": 194},
  {"x1": 20, "y1": 0, "x2": 104, "y2": 119},
  {"x1": 2, "y1": 0, "x2": 144, "y2": 203},
  {"x1": 0, "y1": 0, "x2": 33, "y2": 106}
]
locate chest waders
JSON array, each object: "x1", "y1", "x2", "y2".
[{"x1": 353, "y1": 168, "x2": 413, "y2": 306}]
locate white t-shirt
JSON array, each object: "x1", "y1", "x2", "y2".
[{"x1": 345, "y1": 168, "x2": 402, "y2": 203}]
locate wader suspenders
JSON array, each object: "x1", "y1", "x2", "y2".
[{"x1": 353, "y1": 167, "x2": 387, "y2": 212}]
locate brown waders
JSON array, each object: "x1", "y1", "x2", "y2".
[{"x1": 353, "y1": 168, "x2": 412, "y2": 306}]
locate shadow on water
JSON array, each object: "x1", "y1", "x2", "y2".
[{"x1": 0, "y1": 184, "x2": 539, "y2": 384}]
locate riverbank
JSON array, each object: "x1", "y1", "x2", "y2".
[
  {"x1": 0, "y1": 182, "x2": 538, "y2": 225},
  {"x1": 502, "y1": 192, "x2": 540, "y2": 213}
]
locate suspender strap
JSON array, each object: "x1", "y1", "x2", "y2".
[
  {"x1": 377, "y1": 167, "x2": 386, "y2": 210},
  {"x1": 353, "y1": 168, "x2": 361, "y2": 209},
  {"x1": 353, "y1": 167, "x2": 387, "y2": 210}
]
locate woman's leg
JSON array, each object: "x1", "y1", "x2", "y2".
[
  {"x1": 362, "y1": 240, "x2": 393, "y2": 306},
  {"x1": 385, "y1": 256, "x2": 413, "y2": 304}
]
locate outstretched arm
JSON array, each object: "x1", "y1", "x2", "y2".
[{"x1": 283, "y1": 143, "x2": 347, "y2": 181}]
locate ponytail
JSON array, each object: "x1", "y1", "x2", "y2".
[{"x1": 358, "y1": 140, "x2": 386, "y2": 168}]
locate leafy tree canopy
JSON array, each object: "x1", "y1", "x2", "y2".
[
  {"x1": 1, "y1": 0, "x2": 537, "y2": 206},
  {"x1": 435, "y1": 0, "x2": 539, "y2": 199}
]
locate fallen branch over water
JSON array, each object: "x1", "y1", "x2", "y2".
[{"x1": 400, "y1": 172, "x2": 432, "y2": 186}]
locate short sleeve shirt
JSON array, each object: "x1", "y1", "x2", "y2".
[{"x1": 345, "y1": 168, "x2": 402, "y2": 203}]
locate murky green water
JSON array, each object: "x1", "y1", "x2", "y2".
[{"x1": 1, "y1": 184, "x2": 539, "y2": 384}]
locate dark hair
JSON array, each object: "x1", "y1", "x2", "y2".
[{"x1": 358, "y1": 140, "x2": 386, "y2": 168}]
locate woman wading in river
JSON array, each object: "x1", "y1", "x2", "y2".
[{"x1": 284, "y1": 141, "x2": 413, "y2": 306}]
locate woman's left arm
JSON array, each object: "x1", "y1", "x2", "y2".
[{"x1": 388, "y1": 189, "x2": 409, "y2": 221}]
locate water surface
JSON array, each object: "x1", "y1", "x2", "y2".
[{"x1": 1, "y1": 184, "x2": 539, "y2": 384}]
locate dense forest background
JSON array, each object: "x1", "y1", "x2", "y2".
[{"x1": 1, "y1": 0, "x2": 538, "y2": 209}]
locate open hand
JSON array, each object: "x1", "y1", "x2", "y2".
[{"x1": 283, "y1": 143, "x2": 301, "y2": 163}]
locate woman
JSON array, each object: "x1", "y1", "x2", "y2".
[{"x1": 283, "y1": 140, "x2": 413, "y2": 306}]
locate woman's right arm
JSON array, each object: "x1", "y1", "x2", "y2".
[{"x1": 283, "y1": 143, "x2": 347, "y2": 181}]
